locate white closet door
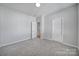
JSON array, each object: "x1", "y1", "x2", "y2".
[
  {"x1": 52, "y1": 18, "x2": 62, "y2": 42},
  {"x1": 31, "y1": 21, "x2": 37, "y2": 39}
]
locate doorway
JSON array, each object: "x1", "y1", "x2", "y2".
[{"x1": 31, "y1": 21, "x2": 37, "y2": 39}]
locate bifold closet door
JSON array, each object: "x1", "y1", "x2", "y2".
[
  {"x1": 31, "y1": 21, "x2": 37, "y2": 39},
  {"x1": 52, "y1": 17, "x2": 62, "y2": 42}
]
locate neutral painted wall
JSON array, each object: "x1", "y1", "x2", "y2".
[
  {"x1": 44, "y1": 5, "x2": 78, "y2": 46},
  {"x1": 78, "y1": 4, "x2": 79, "y2": 48},
  {"x1": 0, "y1": 5, "x2": 36, "y2": 47}
]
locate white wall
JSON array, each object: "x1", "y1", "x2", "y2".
[
  {"x1": 44, "y1": 4, "x2": 78, "y2": 46},
  {"x1": 78, "y1": 4, "x2": 79, "y2": 48},
  {"x1": 0, "y1": 5, "x2": 36, "y2": 47}
]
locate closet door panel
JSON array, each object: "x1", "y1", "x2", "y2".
[
  {"x1": 52, "y1": 17, "x2": 62, "y2": 42},
  {"x1": 31, "y1": 21, "x2": 37, "y2": 39}
]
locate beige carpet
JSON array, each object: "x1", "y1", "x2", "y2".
[{"x1": 0, "y1": 38, "x2": 78, "y2": 56}]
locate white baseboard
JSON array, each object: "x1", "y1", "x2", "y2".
[
  {"x1": 0, "y1": 37, "x2": 78, "y2": 49},
  {"x1": 0, "y1": 37, "x2": 30, "y2": 48},
  {"x1": 0, "y1": 34, "x2": 36, "y2": 48},
  {"x1": 0, "y1": 34, "x2": 36, "y2": 47},
  {"x1": 45, "y1": 39, "x2": 78, "y2": 48},
  {"x1": 59, "y1": 41, "x2": 78, "y2": 48}
]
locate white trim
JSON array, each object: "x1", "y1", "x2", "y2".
[
  {"x1": 0, "y1": 37, "x2": 30, "y2": 48},
  {"x1": 0, "y1": 36, "x2": 78, "y2": 49},
  {"x1": 45, "y1": 39, "x2": 78, "y2": 48},
  {"x1": 0, "y1": 35, "x2": 36, "y2": 48}
]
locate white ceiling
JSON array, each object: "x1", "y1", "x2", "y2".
[{"x1": 0, "y1": 3, "x2": 75, "y2": 17}]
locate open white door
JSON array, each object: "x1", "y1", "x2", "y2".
[
  {"x1": 52, "y1": 17, "x2": 63, "y2": 42},
  {"x1": 31, "y1": 21, "x2": 37, "y2": 39}
]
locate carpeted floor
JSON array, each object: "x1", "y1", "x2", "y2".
[{"x1": 0, "y1": 38, "x2": 78, "y2": 56}]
